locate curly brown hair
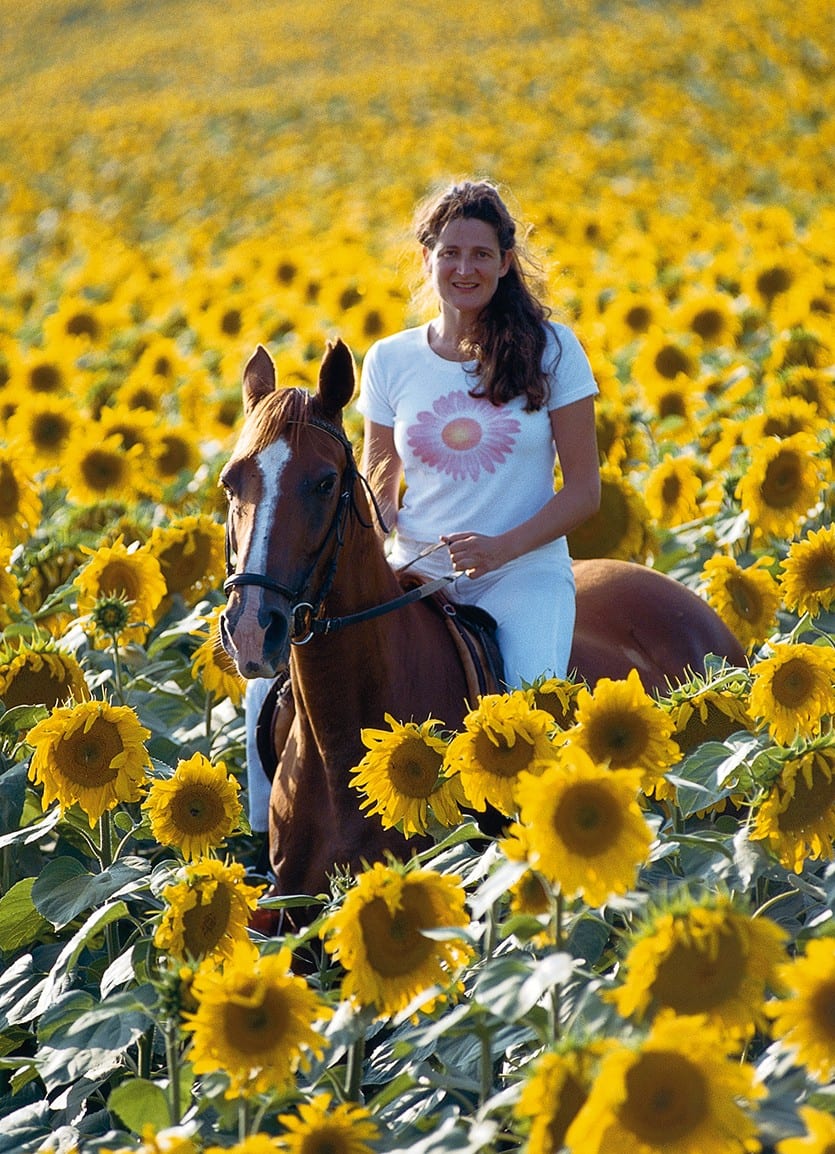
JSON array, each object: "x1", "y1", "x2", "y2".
[{"x1": 414, "y1": 180, "x2": 558, "y2": 411}]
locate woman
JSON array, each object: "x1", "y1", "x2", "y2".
[{"x1": 359, "y1": 179, "x2": 601, "y2": 688}]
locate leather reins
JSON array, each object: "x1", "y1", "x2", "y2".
[{"x1": 223, "y1": 415, "x2": 452, "y2": 644}]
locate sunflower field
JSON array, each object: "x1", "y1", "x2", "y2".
[{"x1": 1, "y1": 0, "x2": 834, "y2": 1150}]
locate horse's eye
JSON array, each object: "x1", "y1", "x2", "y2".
[{"x1": 316, "y1": 475, "x2": 337, "y2": 496}]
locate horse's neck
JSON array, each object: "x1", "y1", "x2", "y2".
[{"x1": 289, "y1": 526, "x2": 461, "y2": 764}]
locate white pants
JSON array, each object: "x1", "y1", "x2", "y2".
[
  {"x1": 245, "y1": 677, "x2": 273, "y2": 833},
  {"x1": 391, "y1": 537, "x2": 576, "y2": 689}
]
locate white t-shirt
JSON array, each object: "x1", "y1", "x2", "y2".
[{"x1": 358, "y1": 321, "x2": 598, "y2": 553}]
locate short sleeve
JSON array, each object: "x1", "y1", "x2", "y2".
[
  {"x1": 546, "y1": 323, "x2": 599, "y2": 411},
  {"x1": 356, "y1": 341, "x2": 396, "y2": 427}
]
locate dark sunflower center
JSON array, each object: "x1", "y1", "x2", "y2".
[
  {"x1": 585, "y1": 711, "x2": 649, "y2": 768},
  {"x1": 657, "y1": 390, "x2": 687, "y2": 419},
  {"x1": 677, "y1": 700, "x2": 744, "y2": 753},
  {"x1": 810, "y1": 980, "x2": 835, "y2": 1044},
  {"x1": 30, "y1": 364, "x2": 63, "y2": 391},
  {"x1": 0, "y1": 462, "x2": 21, "y2": 517},
  {"x1": 654, "y1": 345, "x2": 691, "y2": 380},
  {"x1": 66, "y1": 312, "x2": 100, "y2": 339},
  {"x1": 158, "y1": 534, "x2": 213, "y2": 594},
  {"x1": 33, "y1": 413, "x2": 71, "y2": 450},
  {"x1": 690, "y1": 308, "x2": 725, "y2": 341},
  {"x1": 60, "y1": 717, "x2": 124, "y2": 788},
  {"x1": 224, "y1": 984, "x2": 289, "y2": 1057},
  {"x1": 387, "y1": 737, "x2": 443, "y2": 798},
  {"x1": 158, "y1": 435, "x2": 190, "y2": 476},
  {"x1": 769, "y1": 658, "x2": 817, "y2": 709},
  {"x1": 661, "y1": 475, "x2": 682, "y2": 506},
  {"x1": 756, "y1": 266, "x2": 792, "y2": 300},
  {"x1": 800, "y1": 551, "x2": 835, "y2": 592},
  {"x1": 545, "y1": 1072, "x2": 587, "y2": 1151},
  {"x1": 182, "y1": 884, "x2": 233, "y2": 957},
  {"x1": 554, "y1": 782, "x2": 623, "y2": 856},
  {"x1": 1, "y1": 660, "x2": 76, "y2": 710},
  {"x1": 625, "y1": 305, "x2": 652, "y2": 333},
  {"x1": 98, "y1": 563, "x2": 141, "y2": 603},
  {"x1": 81, "y1": 448, "x2": 126, "y2": 491},
  {"x1": 170, "y1": 783, "x2": 226, "y2": 834},
  {"x1": 649, "y1": 926, "x2": 745, "y2": 1013},
  {"x1": 359, "y1": 887, "x2": 436, "y2": 978},
  {"x1": 777, "y1": 762, "x2": 835, "y2": 833},
  {"x1": 727, "y1": 575, "x2": 763, "y2": 622},
  {"x1": 568, "y1": 481, "x2": 634, "y2": 560},
  {"x1": 761, "y1": 452, "x2": 802, "y2": 510},
  {"x1": 619, "y1": 1051, "x2": 707, "y2": 1143},
  {"x1": 472, "y1": 730, "x2": 536, "y2": 779}
]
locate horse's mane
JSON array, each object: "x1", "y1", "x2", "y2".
[{"x1": 231, "y1": 386, "x2": 322, "y2": 460}]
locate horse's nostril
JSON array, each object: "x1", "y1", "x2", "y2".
[{"x1": 263, "y1": 611, "x2": 289, "y2": 661}]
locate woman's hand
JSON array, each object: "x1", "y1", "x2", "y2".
[{"x1": 441, "y1": 532, "x2": 507, "y2": 579}]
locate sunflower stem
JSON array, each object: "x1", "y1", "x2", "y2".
[
  {"x1": 98, "y1": 812, "x2": 121, "y2": 964},
  {"x1": 204, "y1": 689, "x2": 214, "y2": 741},
  {"x1": 549, "y1": 890, "x2": 565, "y2": 1043},
  {"x1": 165, "y1": 1020, "x2": 183, "y2": 1125},
  {"x1": 109, "y1": 635, "x2": 126, "y2": 704},
  {"x1": 238, "y1": 1095, "x2": 251, "y2": 1140},
  {"x1": 478, "y1": 1024, "x2": 493, "y2": 1107},
  {"x1": 345, "y1": 1033, "x2": 366, "y2": 1102}
]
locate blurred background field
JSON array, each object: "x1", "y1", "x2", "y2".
[{"x1": 1, "y1": 2, "x2": 834, "y2": 1150}]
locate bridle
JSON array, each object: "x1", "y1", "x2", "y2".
[{"x1": 223, "y1": 415, "x2": 452, "y2": 644}]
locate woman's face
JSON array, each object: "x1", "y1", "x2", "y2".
[{"x1": 423, "y1": 217, "x2": 511, "y2": 318}]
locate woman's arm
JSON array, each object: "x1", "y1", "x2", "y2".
[
  {"x1": 361, "y1": 419, "x2": 403, "y2": 535},
  {"x1": 443, "y1": 395, "x2": 600, "y2": 578}
]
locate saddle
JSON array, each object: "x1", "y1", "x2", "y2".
[{"x1": 254, "y1": 578, "x2": 505, "y2": 784}]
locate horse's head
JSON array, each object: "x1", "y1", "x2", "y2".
[{"x1": 219, "y1": 339, "x2": 357, "y2": 678}]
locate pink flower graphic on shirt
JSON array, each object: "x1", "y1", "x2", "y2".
[{"x1": 407, "y1": 391, "x2": 520, "y2": 481}]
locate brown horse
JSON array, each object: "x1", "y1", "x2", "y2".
[{"x1": 220, "y1": 339, "x2": 745, "y2": 899}]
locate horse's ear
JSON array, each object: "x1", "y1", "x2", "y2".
[
  {"x1": 242, "y1": 345, "x2": 276, "y2": 415},
  {"x1": 316, "y1": 338, "x2": 355, "y2": 420}
]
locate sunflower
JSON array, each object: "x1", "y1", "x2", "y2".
[
  {"x1": 740, "y1": 395, "x2": 826, "y2": 448},
  {"x1": 320, "y1": 860, "x2": 473, "y2": 1017},
  {"x1": 513, "y1": 745, "x2": 652, "y2": 906},
  {"x1": 95, "y1": 404, "x2": 166, "y2": 500},
  {"x1": 443, "y1": 691, "x2": 557, "y2": 816},
  {"x1": 780, "y1": 525, "x2": 835, "y2": 618},
  {"x1": 182, "y1": 941, "x2": 331, "y2": 1098},
  {"x1": 663, "y1": 678, "x2": 756, "y2": 755},
  {"x1": 565, "y1": 1014, "x2": 763, "y2": 1154},
  {"x1": 63, "y1": 431, "x2": 144, "y2": 506},
  {"x1": 530, "y1": 675, "x2": 585, "y2": 731},
  {"x1": 102, "y1": 1123, "x2": 201, "y2": 1154},
  {"x1": 766, "y1": 937, "x2": 835, "y2": 1083},
  {"x1": 154, "y1": 857, "x2": 264, "y2": 963},
  {"x1": 26, "y1": 699, "x2": 151, "y2": 825},
  {"x1": 154, "y1": 426, "x2": 202, "y2": 485},
  {"x1": 146, "y1": 515, "x2": 226, "y2": 606},
  {"x1": 776, "y1": 1106, "x2": 835, "y2": 1154},
  {"x1": 749, "y1": 744, "x2": 835, "y2": 871},
  {"x1": 0, "y1": 448, "x2": 42, "y2": 545},
  {"x1": 350, "y1": 713, "x2": 465, "y2": 837},
  {"x1": 205, "y1": 1138, "x2": 280, "y2": 1154},
  {"x1": 0, "y1": 544, "x2": 20, "y2": 628},
  {"x1": 566, "y1": 668, "x2": 681, "y2": 794},
  {"x1": 642, "y1": 455, "x2": 703, "y2": 528},
  {"x1": 608, "y1": 894, "x2": 787, "y2": 1037},
  {"x1": 5, "y1": 393, "x2": 80, "y2": 467},
  {"x1": 567, "y1": 463, "x2": 653, "y2": 563},
  {"x1": 0, "y1": 638, "x2": 89, "y2": 712},
  {"x1": 190, "y1": 605, "x2": 246, "y2": 707},
  {"x1": 275, "y1": 1092, "x2": 380, "y2": 1154},
  {"x1": 603, "y1": 289, "x2": 670, "y2": 349},
  {"x1": 736, "y1": 432, "x2": 824, "y2": 543},
  {"x1": 514, "y1": 1046, "x2": 600, "y2": 1154},
  {"x1": 74, "y1": 535, "x2": 167, "y2": 647},
  {"x1": 770, "y1": 365, "x2": 835, "y2": 420},
  {"x1": 701, "y1": 554, "x2": 781, "y2": 653},
  {"x1": 748, "y1": 643, "x2": 835, "y2": 746},
  {"x1": 672, "y1": 288, "x2": 741, "y2": 349},
  {"x1": 144, "y1": 752, "x2": 243, "y2": 860}
]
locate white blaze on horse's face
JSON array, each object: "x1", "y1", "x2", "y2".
[{"x1": 223, "y1": 437, "x2": 294, "y2": 678}]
